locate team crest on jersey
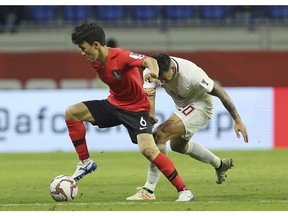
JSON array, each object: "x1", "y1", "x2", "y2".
[
  {"x1": 129, "y1": 52, "x2": 144, "y2": 59},
  {"x1": 112, "y1": 70, "x2": 122, "y2": 80}
]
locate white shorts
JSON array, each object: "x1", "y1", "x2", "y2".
[{"x1": 174, "y1": 104, "x2": 213, "y2": 140}]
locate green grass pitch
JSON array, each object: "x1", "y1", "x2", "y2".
[{"x1": 0, "y1": 149, "x2": 287, "y2": 211}]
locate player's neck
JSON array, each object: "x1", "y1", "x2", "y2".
[{"x1": 98, "y1": 46, "x2": 109, "y2": 67}]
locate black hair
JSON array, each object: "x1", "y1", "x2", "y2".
[
  {"x1": 71, "y1": 22, "x2": 106, "y2": 46},
  {"x1": 151, "y1": 53, "x2": 171, "y2": 76},
  {"x1": 107, "y1": 38, "x2": 118, "y2": 48}
]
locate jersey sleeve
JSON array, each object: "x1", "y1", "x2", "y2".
[
  {"x1": 143, "y1": 68, "x2": 160, "y2": 89},
  {"x1": 192, "y1": 66, "x2": 214, "y2": 93},
  {"x1": 118, "y1": 50, "x2": 147, "y2": 69}
]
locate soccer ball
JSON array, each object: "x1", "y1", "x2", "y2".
[{"x1": 49, "y1": 175, "x2": 78, "y2": 202}]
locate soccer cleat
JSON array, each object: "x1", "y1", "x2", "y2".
[
  {"x1": 72, "y1": 159, "x2": 97, "y2": 181},
  {"x1": 176, "y1": 189, "x2": 194, "y2": 202},
  {"x1": 215, "y1": 158, "x2": 234, "y2": 184},
  {"x1": 126, "y1": 187, "x2": 156, "y2": 200}
]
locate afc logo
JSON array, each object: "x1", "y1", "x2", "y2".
[{"x1": 129, "y1": 52, "x2": 144, "y2": 59}]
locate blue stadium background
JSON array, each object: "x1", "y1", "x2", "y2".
[{"x1": 0, "y1": 5, "x2": 288, "y2": 32}]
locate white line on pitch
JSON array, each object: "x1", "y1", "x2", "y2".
[{"x1": 1, "y1": 200, "x2": 288, "y2": 207}]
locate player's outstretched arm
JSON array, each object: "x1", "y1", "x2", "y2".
[{"x1": 209, "y1": 82, "x2": 249, "y2": 143}]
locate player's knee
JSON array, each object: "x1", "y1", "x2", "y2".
[
  {"x1": 170, "y1": 143, "x2": 178, "y2": 152},
  {"x1": 170, "y1": 143, "x2": 186, "y2": 154},
  {"x1": 154, "y1": 123, "x2": 173, "y2": 143},
  {"x1": 65, "y1": 105, "x2": 78, "y2": 120}
]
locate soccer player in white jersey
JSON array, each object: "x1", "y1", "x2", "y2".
[{"x1": 127, "y1": 53, "x2": 249, "y2": 200}]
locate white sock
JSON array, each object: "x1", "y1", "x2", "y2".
[
  {"x1": 185, "y1": 140, "x2": 221, "y2": 168},
  {"x1": 82, "y1": 158, "x2": 91, "y2": 164},
  {"x1": 143, "y1": 144, "x2": 167, "y2": 192}
]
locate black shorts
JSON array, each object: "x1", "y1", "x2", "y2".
[{"x1": 83, "y1": 99, "x2": 153, "y2": 144}]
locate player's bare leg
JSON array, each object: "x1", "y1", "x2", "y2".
[
  {"x1": 127, "y1": 113, "x2": 232, "y2": 200},
  {"x1": 126, "y1": 143, "x2": 166, "y2": 200},
  {"x1": 134, "y1": 133, "x2": 194, "y2": 201}
]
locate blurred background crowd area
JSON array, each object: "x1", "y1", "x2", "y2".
[
  {"x1": 1, "y1": 5, "x2": 288, "y2": 89},
  {"x1": 0, "y1": 5, "x2": 288, "y2": 33}
]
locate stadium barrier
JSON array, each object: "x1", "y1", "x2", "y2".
[
  {"x1": 0, "y1": 87, "x2": 287, "y2": 152},
  {"x1": 1, "y1": 51, "x2": 288, "y2": 88}
]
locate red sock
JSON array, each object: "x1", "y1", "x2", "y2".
[
  {"x1": 65, "y1": 120, "x2": 89, "y2": 161},
  {"x1": 152, "y1": 152, "x2": 187, "y2": 192}
]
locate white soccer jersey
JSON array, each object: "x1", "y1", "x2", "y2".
[{"x1": 143, "y1": 56, "x2": 214, "y2": 113}]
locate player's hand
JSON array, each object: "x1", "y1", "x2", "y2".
[
  {"x1": 144, "y1": 72, "x2": 158, "y2": 83},
  {"x1": 234, "y1": 120, "x2": 249, "y2": 143},
  {"x1": 150, "y1": 116, "x2": 158, "y2": 128}
]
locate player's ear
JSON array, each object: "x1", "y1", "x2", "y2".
[
  {"x1": 171, "y1": 65, "x2": 176, "y2": 72},
  {"x1": 93, "y1": 42, "x2": 100, "y2": 49}
]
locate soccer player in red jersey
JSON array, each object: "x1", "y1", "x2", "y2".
[{"x1": 65, "y1": 22, "x2": 194, "y2": 201}]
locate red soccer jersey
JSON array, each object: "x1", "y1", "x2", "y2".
[{"x1": 91, "y1": 48, "x2": 150, "y2": 112}]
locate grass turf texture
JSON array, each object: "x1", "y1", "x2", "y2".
[{"x1": 0, "y1": 149, "x2": 287, "y2": 211}]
